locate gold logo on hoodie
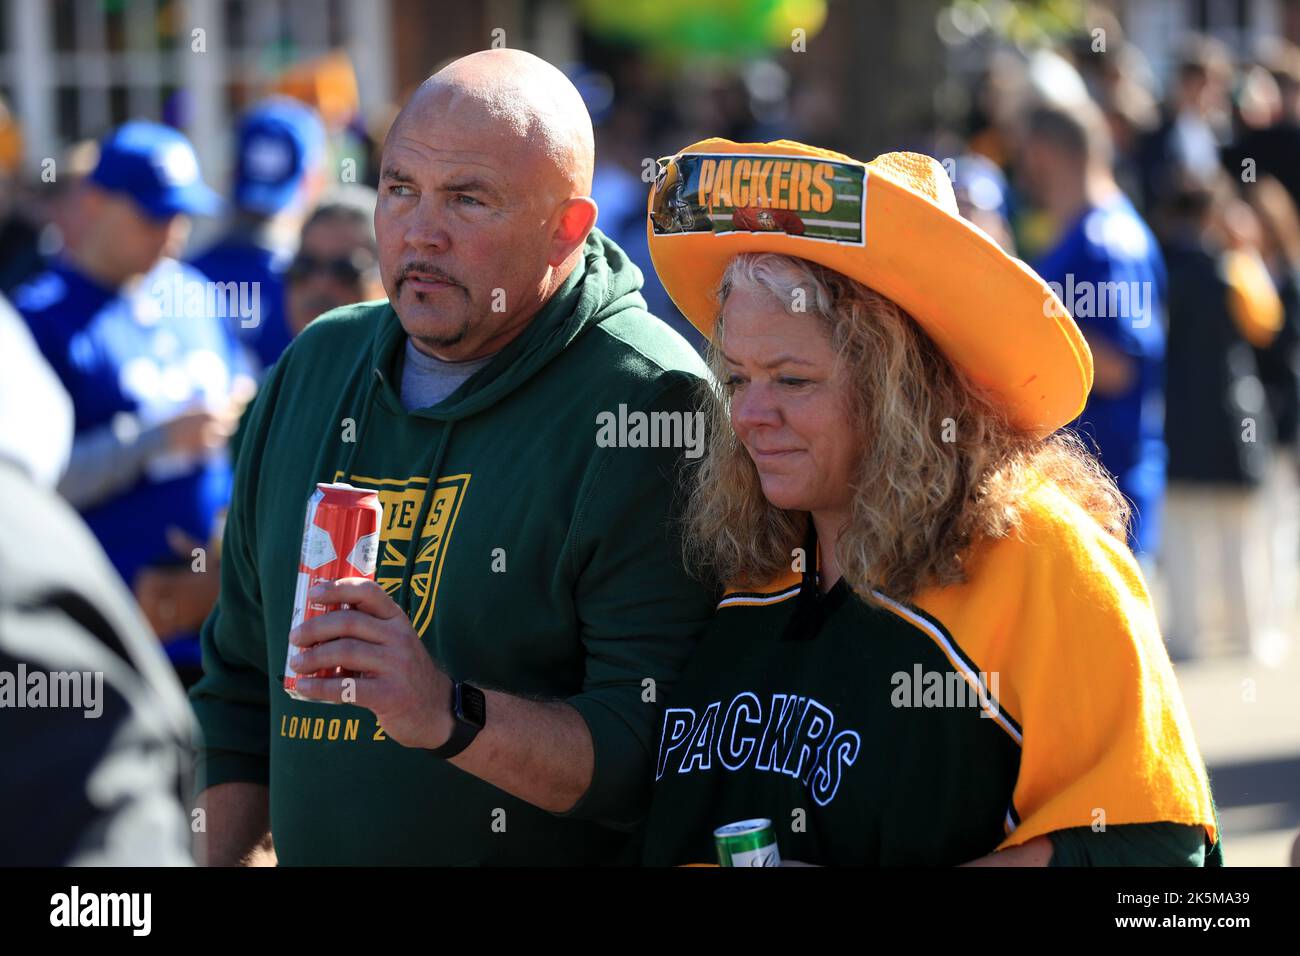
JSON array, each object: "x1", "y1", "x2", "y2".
[{"x1": 332, "y1": 471, "x2": 470, "y2": 637}]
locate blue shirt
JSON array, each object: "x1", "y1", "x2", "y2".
[
  {"x1": 14, "y1": 258, "x2": 245, "y2": 666},
  {"x1": 189, "y1": 236, "x2": 293, "y2": 374},
  {"x1": 1033, "y1": 193, "x2": 1167, "y2": 555}
]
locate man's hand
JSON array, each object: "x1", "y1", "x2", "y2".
[
  {"x1": 133, "y1": 526, "x2": 221, "y2": 640},
  {"x1": 287, "y1": 578, "x2": 455, "y2": 750},
  {"x1": 286, "y1": 577, "x2": 595, "y2": 814},
  {"x1": 164, "y1": 407, "x2": 238, "y2": 457},
  {"x1": 163, "y1": 383, "x2": 254, "y2": 459}
]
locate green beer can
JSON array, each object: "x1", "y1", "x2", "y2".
[{"x1": 714, "y1": 819, "x2": 781, "y2": 867}]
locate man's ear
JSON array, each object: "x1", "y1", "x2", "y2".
[{"x1": 547, "y1": 197, "x2": 599, "y2": 267}]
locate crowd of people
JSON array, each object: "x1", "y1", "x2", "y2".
[
  {"x1": 6, "y1": 30, "x2": 1297, "y2": 679},
  {"x1": 948, "y1": 32, "x2": 1300, "y2": 668},
  {"x1": 0, "y1": 22, "x2": 1296, "y2": 867}
]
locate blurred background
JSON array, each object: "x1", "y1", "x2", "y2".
[{"x1": 0, "y1": 0, "x2": 1297, "y2": 865}]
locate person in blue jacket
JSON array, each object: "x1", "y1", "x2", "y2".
[
  {"x1": 13, "y1": 120, "x2": 254, "y2": 685},
  {"x1": 1021, "y1": 100, "x2": 1168, "y2": 561}
]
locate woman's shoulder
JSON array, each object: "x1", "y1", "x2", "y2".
[
  {"x1": 976, "y1": 472, "x2": 1144, "y2": 599},
  {"x1": 906, "y1": 476, "x2": 1216, "y2": 853},
  {"x1": 903, "y1": 473, "x2": 1159, "y2": 671}
]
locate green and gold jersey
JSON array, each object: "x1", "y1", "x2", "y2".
[{"x1": 641, "y1": 476, "x2": 1220, "y2": 866}]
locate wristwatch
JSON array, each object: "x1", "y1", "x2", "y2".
[{"x1": 428, "y1": 680, "x2": 486, "y2": 759}]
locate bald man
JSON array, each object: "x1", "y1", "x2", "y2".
[{"x1": 190, "y1": 51, "x2": 714, "y2": 865}]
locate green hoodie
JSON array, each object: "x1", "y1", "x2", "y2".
[{"x1": 190, "y1": 230, "x2": 717, "y2": 864}]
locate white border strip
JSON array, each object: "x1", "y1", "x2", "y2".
[
  {"x1": 871, "y1": 591, "x2": 1023, "y2": 746},
  {"x1": 717, "y1": 585, "x2": 802, "y2": 608}
]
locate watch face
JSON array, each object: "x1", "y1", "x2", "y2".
[{"x1": 457, "y1": 683, "x2": 486, "y2": 728}]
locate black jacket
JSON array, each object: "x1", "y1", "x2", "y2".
[
  {"x1": 1163, "y1": 237, "x2": 1274, "y2": 485},
  {"x1": 1253, "y1": 266, "x2": 1300, "y2": 447}
]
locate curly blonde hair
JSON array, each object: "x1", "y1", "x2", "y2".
[{"x1": 683, "y1": 253, "x2": 1130, "y2": 603}]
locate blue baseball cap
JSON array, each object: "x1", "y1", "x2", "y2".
[
  {"x1": 89, "y1": 121, "x2": 222, "y2": 220},
  {"x1": 232, "y1": 98, "x2": 325, "y2": 215}
]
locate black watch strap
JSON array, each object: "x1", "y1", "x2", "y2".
[{"x1": 428, "y1": 680, "x2": 485, "y2": 759}]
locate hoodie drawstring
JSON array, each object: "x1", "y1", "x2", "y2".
[
  {"x1": 339, "y1": 367, "x2": 383, "y2": 481},
  {"x1": 332, "y1": 364, "x2": 456, "y2": 618}
]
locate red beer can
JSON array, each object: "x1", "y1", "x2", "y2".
[{"x1": 283, "y1": 482, "x2": 384, "y2": 701}]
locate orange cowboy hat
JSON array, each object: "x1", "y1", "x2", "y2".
[{"x1": 645, "y1": 138, "x2": 1093, "y2": 439}]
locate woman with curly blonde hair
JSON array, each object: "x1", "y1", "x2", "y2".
[{"x1": 638, "y1": 140, "x2": 1220, "y2": 866}]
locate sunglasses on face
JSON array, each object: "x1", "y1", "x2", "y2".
[{"x1": 288, "y1": 252, "x2": 376, "y2": 284}]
